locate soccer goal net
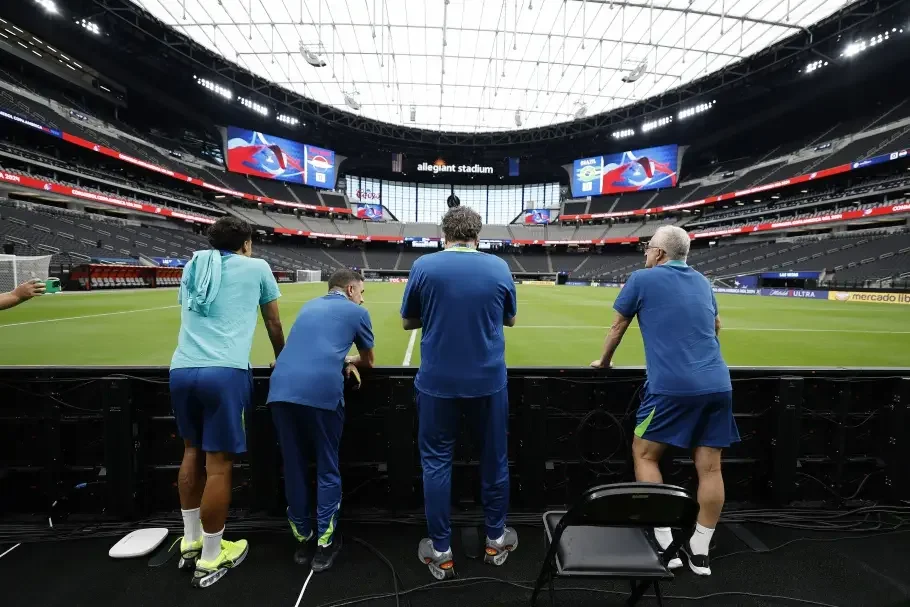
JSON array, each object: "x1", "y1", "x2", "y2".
[
  {"x1": 0, "y1": 254, "x2": 52, "y2": 294},
  {"x1": 296, "y1": 269, "x2": 322, "y2": 283}
]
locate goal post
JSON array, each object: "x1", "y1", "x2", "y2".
[
  {"x1": 0, "y1": 254, "x2": 52, "y2": 294},
  {"x1": 296, "y1": 269, "x2": 322, "y2": 283}
]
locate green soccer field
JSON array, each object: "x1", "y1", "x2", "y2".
[{"x1": 0, "y1": 282, "x2": 908, "y2": 367}]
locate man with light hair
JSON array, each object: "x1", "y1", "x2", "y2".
[
  {"x1": 590, "y1": 224, "x2": 738, "y2": 577},
  {"x1": 401, "y1": 205, "x2": 519, "y2": 580}
]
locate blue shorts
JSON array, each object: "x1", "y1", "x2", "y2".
[
  {"x1": 634, "y1": 387, "x2": 739, "y2": 450},
  {"x1": 170, "y1": 367, "x2": 253, "y2": 454}
]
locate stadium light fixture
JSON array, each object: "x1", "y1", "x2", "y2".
[
  {"x1": 277, "y1": 114, "x2": 299, "y2": 126},
  {"x1": 78, "y1": 19, "x2": 101, "y2": 35},
  {"x1": 194, "y1": 75, "x2": 233, "y2": 100},
  {"x1": 802, "y1": 59, "x2": 828, "y2": 73},
  {"x1": 34, "y1": 0, "x2": 58, "y2": 14},
  {"x1": 240, "y1": 97, "x2": 269, "y2": 116},
  {"x1": 841, "y1": 28, "x2": 900, "y2": 58},
  {"x1": 641, "y1": 116, "x2": 672, "y2": 133},
  {"x1": 612, "y1": 128, "x2": 634, "y2": 139},
  {"x1": 343, "y1": 92, "x2": 361, "y2": 111},
  {"x1": 678, "y1": 100, "x2": 716, "y2": 120}
]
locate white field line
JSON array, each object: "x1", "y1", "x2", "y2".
[
  {"x1": 0, "y1": 543, "x2": 20, "y2": 560},
  {"x1": 0, "y1": 305, "x2": 179, "y2": 328},
  {"x1": 402, "y1": 329, "x2": 418, "y2": 365},
  {"x1": 509, "y1": 325, "x2": 910, "y2": 334}
]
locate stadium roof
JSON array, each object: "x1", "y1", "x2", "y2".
[{"x1": 132, "y1": 0, "x2": 852, "y2": 133}]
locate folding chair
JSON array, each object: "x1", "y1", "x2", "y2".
[{"x1": 531, "y1": 482, "x2": 699, "y2": 607}]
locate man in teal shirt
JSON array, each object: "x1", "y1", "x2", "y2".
[{"x1": 169, "y1": 216, "x2": 285, "y2": 588}]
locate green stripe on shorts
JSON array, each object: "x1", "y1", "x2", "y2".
[{"x1": 634, "y1": 407, "x2": 656, "y2": 438}]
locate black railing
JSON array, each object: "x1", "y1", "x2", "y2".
[{"x1": 0, "y1": 366, "x2": 907, "y2": 520}]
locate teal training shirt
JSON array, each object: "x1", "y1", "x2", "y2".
[{"x1": 170, "y1": 252, "x2": 281, "y2": 370}]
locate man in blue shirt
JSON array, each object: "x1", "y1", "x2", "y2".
[
  {"x1": 268, "y1": 269, "x2": 375, "y2": 572},
  {"x1": 170, "y1": 216, "x2": 285, "y2": 588},
  {"x1": 401, "y1": 206, "x2": 518, "y2": 580},
  {"x1": 590, "y1": 225, "x2": 738, "y2": 578}
]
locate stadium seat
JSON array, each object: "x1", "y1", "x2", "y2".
[{"x1": 531, "y1": 483, "x2": 698, "y2": 607}]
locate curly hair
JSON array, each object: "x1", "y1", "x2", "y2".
[
  {"x1": 441, "y1": 206, "x2": 482, "y2": 243},
  {"x1": 207, "y1": 216, "x2": 252, "y2": 251}
]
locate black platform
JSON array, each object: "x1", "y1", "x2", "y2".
[{"x1": 3, "y1": 520, "x2": 910, "y2": 607}]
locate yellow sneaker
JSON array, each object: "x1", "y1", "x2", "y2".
[
  {"x1": 192, "y1": 539, "x2": 249, "y2": 588},
  {"x1": 178, "y1": 537, "x2": 203, "y2": 571}
]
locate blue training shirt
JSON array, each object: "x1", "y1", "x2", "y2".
[
  {"x1": 613, "y1": 261, "x2": 731, "y2": 396},
  {"x1": 171, "y1": 253, "x2": 280, "y2": 370},
  {"x1": 401, "y1": 246, "x2": 517, "y2": 399},
  {"x1": 267, "y1": 291, "x2": 375, "y2": 410}
]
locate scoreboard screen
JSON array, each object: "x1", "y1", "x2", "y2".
[
  {"x1": 224, "y1": 126, "x2": 336, "y2": 189},
  {"x1": 571, "y1": 144, "x2": 679, "y2": 197}
]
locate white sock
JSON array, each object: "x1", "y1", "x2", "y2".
[
  {"x1": 488, "y1": 533, "x2": 504, "y2": 545},
  {"x1": 654, "y1": 527, "x2": 673, "y2": 550},
  {"x1": 690, "y1": 523, "x2": 714, "y2": 556},
  {"x1": 181, "y1": 508, "x2": 201, "y2": 543},
  {"x1": 202, "y1": 527, "x2": 224, "y2": 562}
]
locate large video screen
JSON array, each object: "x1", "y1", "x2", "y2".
[
  {"x1": 225, "y1": 126, "x2": 336, "y2": 189},
  {"x1": 355, "y1": 203, "x2": 384, "y2": 221},
  {"x1": 523, "y1": 209, "x2": 550, "y2": 224},
  {"x1": 571, "y1": 144, "x2": 679, "y2": 197}
]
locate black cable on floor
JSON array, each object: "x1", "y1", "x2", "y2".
[
  {"x1": 348, "y1": 536, "x2": 408, "y2": 607},
  {"x1": 712, "y1": 527, "x2": 910, "y2": 563},
  {"x1": 312, "y1": 575, "x2": 847, "y2": 607}
]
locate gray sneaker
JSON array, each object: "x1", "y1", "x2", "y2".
[
  {"x1": 417, "y1": 538, "x2": 455, "y2": 580},
  {"x1": 484, "y1": 527, "x2": 518, "y2": 566}
]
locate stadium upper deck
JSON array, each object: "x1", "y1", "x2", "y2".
[
  {"x1": 0, "y1": 2, "x2": 909, "y2": 282},
  {"x1": 2, "y1": 68, "x2": 909, "y2": 246}
]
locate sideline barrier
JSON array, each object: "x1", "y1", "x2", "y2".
[
  {"x1": 829, "y1": 290, "x2": 910, "y2": 304},
  {"x1": 1, "y1": 366, "x2": 907, "y2": 518},
  {"x1": 761, "y1": 288, "x2": 827, "y2": 299},
  {"x1": 713, "y1": 287, "x2": 759, "y2": 295},
  {"x1": 566, "y1": 282, "x2": 910, "y2": 304}
]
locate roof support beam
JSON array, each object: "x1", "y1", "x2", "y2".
[{"x1": 571, "y1": 0, "x2": 808, "y2": 33}]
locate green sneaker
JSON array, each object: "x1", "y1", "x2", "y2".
[
  {"x1": 192, "y1": 539, "x2": 249, "y2": 588},
  {"x1": 178, "y1": 537, "x2": 203, "y2": 571}
]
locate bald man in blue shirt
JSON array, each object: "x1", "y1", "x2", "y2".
[{"x1": 401, "y1": 206, "x2": 519, "y2": 580}]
